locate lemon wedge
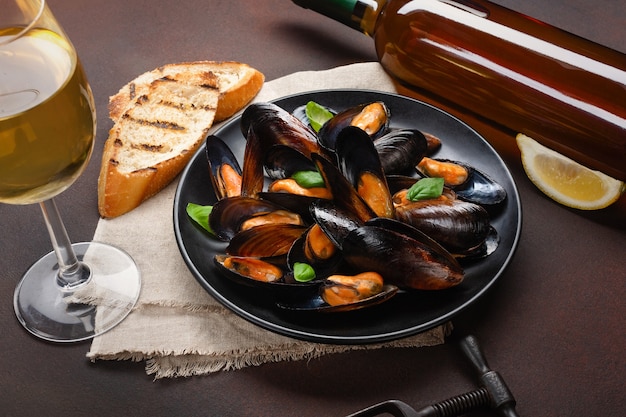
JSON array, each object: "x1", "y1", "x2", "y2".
[{"x1": 516, "y1": 133, "x2": 624, "y2": 210}]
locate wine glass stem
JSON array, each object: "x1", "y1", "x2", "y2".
[{"x1": 40, "y1": 198, "x2": 89, "y2": 288}]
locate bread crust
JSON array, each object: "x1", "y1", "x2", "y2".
[
  {"x1": 108, "y1": 61, "x2": 264, "y2": 122},
  {"x1": 98, "y1": 61, "x2": 264, "y2": 218}
]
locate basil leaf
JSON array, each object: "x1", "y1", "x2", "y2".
[
  {"x1": 186, "y1": 203, "x2": 214, "y2": 235},
  {"x1": 406, "y1": 177, "x2": 445, "y2": 201},
  {"x1": 293, "y1": 262, "x2": 316, "y2": 282},
  {"x1": 292, "y1": 170, "x2": 325, "y2": 188},
  {"x1": 305, "y1": 101, "x2": 334, "y2": 132}
]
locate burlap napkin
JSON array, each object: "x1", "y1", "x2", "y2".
[{"x1": 87, "y1": 62, "x2": 452, "y2": 379}]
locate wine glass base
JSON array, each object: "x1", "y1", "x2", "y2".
[{"x1": 13, "y1": 241, "x2": 141, "y2": 343}]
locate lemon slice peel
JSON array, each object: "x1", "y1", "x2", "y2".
[{"x1": 516, "y1": 133, "x2": 624, "y2": 210}]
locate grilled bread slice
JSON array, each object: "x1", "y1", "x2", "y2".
[
  {"x1": 108, "y1": 61, "x2": 264, "y2": 123},
  {"x1": 98, "y1": 62, "x2": 264, "y2": 218}
]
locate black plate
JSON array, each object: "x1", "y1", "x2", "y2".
[{"x1": 173, "y1": 89, "x2": 522, "y2": 344}]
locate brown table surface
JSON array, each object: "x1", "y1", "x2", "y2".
[{"x1": 1, "y1": 1, "x2": 624, "y2": 416}]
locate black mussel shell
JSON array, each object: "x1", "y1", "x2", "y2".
[
  {"x1": 373, "y1": 129, "x2": 428, "y2": 175},
  {"x1": 317, "y1": 101, "x2": 390, "y2": 151},
  {"x1": 335, "y1": 126, "x2": 395, "y2": 218},
  {"x1": 226, "y1": 223, "x2": 307, "y2": 258},
  {"x1": 209, "y1": 196, "x2": 302, "y2": 241},
  {"x1": 454, "y1": 166, "x2": 507, "y2": 206},
  {"x1": 418, "y1": 158, "x2": 507, "y2": 206},
  {"x1": 394, "y1": 197, "x2": 492, "y2": 255},
  {"x1": 240, "y1": 102, "x2": 321, "y2": 158},
  {"x1": 286, "y1": 228, "x2": 343, "y2": 279},
  {"x1": 214, "y1": 255, "x2": 322, "y2": 301},
  {"x1": 276, "y1": 284, "x2": 398, "y2": 313},
  {"x1": 205, "y1": 135, "x2": 242, "y2": 200},
  {"x1": 341, "y1": 225, "x2": 464, "y2": 290},
  {"x1": 309, "y1": 198, "x2": 364, "y2": 248},
  {"x1": 313, "y1": 153, "x2": 377, "y2": 222},
  {"x1": 263, "y1": 144, "x2": 318, "y2": 180}
]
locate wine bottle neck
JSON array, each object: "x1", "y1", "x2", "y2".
[{"x1": 292, "y1": 0, "x2": 386, "y2": 35}]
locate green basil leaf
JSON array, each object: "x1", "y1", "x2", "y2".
[
  {"x1": 293, "y1": 262, "x2": 316, "y2": 282},
  {"x1": 186, "y1": 203, "x2": 214, "y2": 235},
  {"x1": 292, "y1": 170, "x2": 325, "y2": 188},
  {"x1": 406, "y1": 177, "x2": 445, "y2": 201},
  {"x1": 305, "y1": 101, "x2": 334, "y2": 132}
]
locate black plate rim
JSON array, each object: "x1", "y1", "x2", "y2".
[{"x1": 173, "y1": 88, "x2": 522, "y2": 344}]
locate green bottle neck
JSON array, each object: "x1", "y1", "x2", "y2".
[{"x1": 292, "y1": 0, "x2": 386, "y2": 35}]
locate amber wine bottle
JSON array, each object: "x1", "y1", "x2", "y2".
[{"x1": 292, "y1": 0, "x2": 626, "y2": 182}]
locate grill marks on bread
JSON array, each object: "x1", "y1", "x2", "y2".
[
  {"x1": 111, "y1": 72, "x2": 220, "y2": 173},
  {"x1": 98, "y1": 61, "x2": 264, "y2": 218}
]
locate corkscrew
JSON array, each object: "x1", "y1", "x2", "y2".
[{"x1": 345, "y1": 335, "x2": 519, "y2": 417}]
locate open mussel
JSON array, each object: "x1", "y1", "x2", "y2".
[
  {"x1": 417, "y1": 157, "x2": 506, "y2": 206},
  {"x1": 215, "y1": 255, "x2": 284, "y2": 283},
  {"x1": 286, "y1": 224, "x2": 343, "y2": 279},
  {"x1": 313, "y1": 153, "x2": 376, "y2": 222},
  {"x1": 226, "y1": 223, "x2": 307, "y2": 260},
  {"x1": 214, "y1": 254, "x2": 322, "y2": 301},
  {"x1": 205, "y1": 135, "x2": 242, "y2": 200},
  {"x1": 335, "y1": 126, "x2": 395, "y2": 218},
  {"x1": 209, "y1": 196, "x2": 305, "y2": 241},
  {"x1": 240, "y1": 102, "x2": 327, "y2": 197},
  {"x1": 277, "y1": 272, "x2": 398, "y2": 313},
  {"x1": 309, "y1": 199, "x2": 364, "y2": 248},
  {"x1": 241, "y1": 102, "x2": 322, "y2": 158},
  {"x1": 317, "y1": 101, "x2": 390, "y2": 151},
  {"x1": 393, "y1": 189, "x2": 493, "y2": 256}
]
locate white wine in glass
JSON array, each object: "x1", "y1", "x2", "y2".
[{"x1": 1, "y1": 0, "x2": 141, "y2": 342}]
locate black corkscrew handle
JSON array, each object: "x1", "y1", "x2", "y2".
[
  {"x1": 345, "y1": 335, "x2": 519, "y2": 417},
  {"x1": 459, "y1": 335, "x2": 519, "y2": 417}
]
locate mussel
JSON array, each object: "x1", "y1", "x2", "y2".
[
  {"x1": 215, "y1": 255, "x2": 283, "y2": 283},
  {"x1": 209, "y1": 196, "x2": 304, "y2": 241},
  {"x1": 267, "y1": 177, "x2": 332, "y2": 199},
  {"x1": 240, "y1": 102, "x2": 322, "y2": 158},
  {"x1": 205, "y1": 135, "x2": 242, "y2": 200},
  {"x1": 321, "y1": 272, "x2": 388, "y2": 306},
  {"x1": 335, "y1": 126, "x2": 395, "y2": 218},
  {"x1": 226, "y1": 223, "x2": 307, "y2": 259},
  {"x1": 317, "y1": 101, "x2": 390, "y2": 151},
  {"x1": 313, "y1": 153, "x2": 376, "y2": 223},
  {"x1": 417, "y1": 157, "x2": 506, "y2": 206},
  {"x1": 373, "y1": 129, "x2": 428, "y2": 175},
  {"x1": 214, "y1": 254, "x2": 322, "y2": 301},
  {"x1": 309, "y1": 199, "x2": 364, "y2": 248},
  {"x1": 394, "y1": 191, "x2": 492, "y2": 256},
  {"x1": 340, "y1": 224, "x2": 464, "y2": 290},
  {"x1": 286, "y1": 224, "x2": 343, "y2": 279},
  {"x1": 278, "y1": 273, "x2": 398, "y2": 313},
  {"x1": 240, "y1": 102, "x2": 327, "y2": 197}
]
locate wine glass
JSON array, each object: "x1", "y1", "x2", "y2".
[{"x1": 1, "y1": 0, "x2": 141, "y2": 342}]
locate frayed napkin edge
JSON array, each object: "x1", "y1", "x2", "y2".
[{"x1": 142, "y1": 322, "x2": 453, "y2": 379}]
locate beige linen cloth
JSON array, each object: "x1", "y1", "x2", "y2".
[{"x1": 87, "y1": 62, "x2": 452, "y2": 379}]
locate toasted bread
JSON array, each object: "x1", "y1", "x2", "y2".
[
  {"x1": 108, "y1": 61, "x2": 264, "y2": 122},
  {"x1": 98, "y1": 61, "x2": 264, "y2": 218}
]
